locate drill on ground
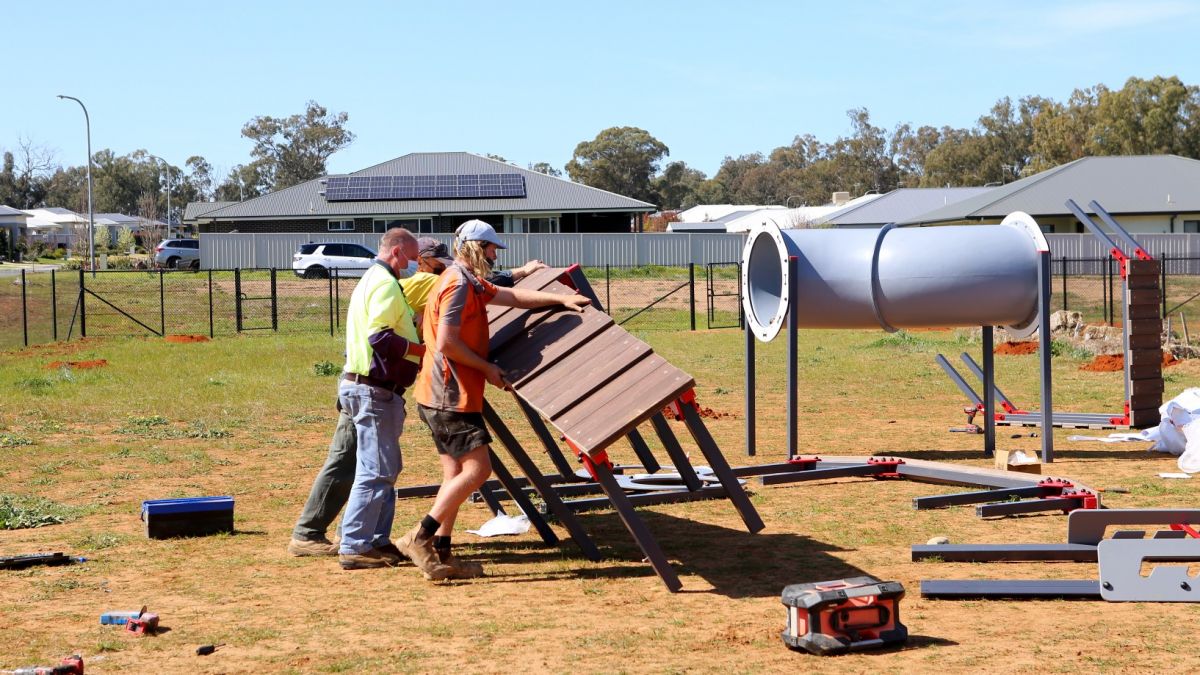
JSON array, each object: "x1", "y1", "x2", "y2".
[{"x1": 4, "y1": 654, "x2": 83, "y2": 675}]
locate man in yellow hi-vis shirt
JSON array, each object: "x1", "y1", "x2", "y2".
[{"x1": 336, "y1": 227, "x2": 426, "y2": 570}]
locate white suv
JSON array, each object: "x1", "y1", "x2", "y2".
[{"x1": 292, "y1": 242, "x2": 377, "y2": 278}]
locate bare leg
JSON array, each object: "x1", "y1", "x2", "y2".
[
  {"x1": 428, "y1": 445, "x2": 491, "y2": 532},
  {"x1": 434, "y1": 453, "x2": 463, "y2": 536}
]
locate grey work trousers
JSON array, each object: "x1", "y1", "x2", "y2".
[{"x1": 291, "y1": 411, "x2": 357, "y2": 541}]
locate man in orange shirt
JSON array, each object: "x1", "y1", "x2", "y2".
[{"x1": 398, "y1": 220, "x2": 589, "y2": 580}]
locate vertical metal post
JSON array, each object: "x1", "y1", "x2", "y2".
[
  {"x1": 334, "y1": 269, "x2": 341, "y2": 330},
  {"x1": 78, "y1": 267, "x2": 86, "y2": 338},
  {"x1": 270, "y1": 268, "x2": 278, "y2": 331},
  {"x1": 51, "y1": 269, "x2": 57, "y2": 341},
  {"x1": 1101, "y1": 259, "x2": 1108, "y2": 325},
  {"x1": 327, "y1": 271, "x2": 334, "y2": 336},
  {"x1": 605, "y1": 263, "x2": 611, "y2": 315},
  {"x1": 688, "y1": 262, "x2": 696, "y2": 331},
  {"x1": 20, "y1": 270, "x2": 28, "y2": 347},
  {"x1": 745, "y1": 316, "x2": 756, "y2": 457},
  {"x1": 207, "y1": 270, "x2": 214, "y2": 338},
  {"x1": 1038, "y1": 250, "x2": 1055, "y2": 463},
  {"x1": 1060, "y1": 256, "x2": 1067, "y2": 312},
  {"x1": 234, "y1": 268, "x2": 243, "y2": 333},
  {"x1": 159, "y1": 269, "x2": 166, "y2": 336},
  {"x1": 787, "y1": 255, "x2": 799, "y2": 460},
  {"x1": 1107, "y1": 259, "x2": 1115, "y2": 325},
  {"x1": 1161, "y1": 253, "x2": 1168, "y2": 319},
  {"x1": 981, "y1": 326, "x2": 995, "y2": 458}
]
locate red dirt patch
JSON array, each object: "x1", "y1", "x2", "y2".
[
  {"x1": 1081, "y1": 351, "x2": 1181, "y2": 372},
  {"x1": 46, "y1": 359, "x2": 107, "y2": 369},
  {"x1": 164, "y1": 334, "x2": 210, "y2": 343},
  {"x1": 994, "y1": 341, "x2": 1038, "y2": 355}
]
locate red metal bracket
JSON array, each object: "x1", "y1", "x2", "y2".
[
  {"x1": 1109, "y1": 402, "x2": 1131, "y2": 427},
  {"x1": 868, "y1": 456, "x2": 905, "y2": 479},
  {"x1": 787, "y1": 456, "x2": 822, "y2": 467},
  {"x1": 1109, "y1": 247, "x2": 1129, "y2": 279},
  {"x1": 1057, "y1": 489, "x2": 1098, "y2": 512},
  {"x1": 1036, "y1": 478, "x2": 1076, "y2": 492},
  {"x1": 558, "y1": 264, "x2": 582, "y2": 290},
  {"x1": 667, "y1": 389, "x2": 700, "y2": 421},
  {"x1": 564, "y1": 436, "x2": 612, "y2": 482},
  {"x1": 1170, "y1": 523, "x2": 1200, "y2": 538}
]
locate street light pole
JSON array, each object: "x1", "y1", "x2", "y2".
[
  {"x1": 148, "y1": 154, "x2": 172, "y2": 235},
  {"x1": 57, "y1": 95, "x2": 94, "y2": 272}
]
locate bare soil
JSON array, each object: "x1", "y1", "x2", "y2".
[
  {"x1": 1081, "y1": 351, "x2": 1182, "y2": 372},
  {"x1": 995, "y1": 341, "x2": 1039, "y2": 355},
  {"x1": 163, "y1": 335, "x2": 210, "y2": 344}
]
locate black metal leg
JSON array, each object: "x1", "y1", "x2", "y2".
[
  {"x1": 476, "y1": 482, "x2": 507, "y2": 516},
  {"x1": 679, "y1": 403, "x2": 765, "y2": 533},
  {"x1": 982, "y1": 325, "x2": 996, "y2": 458},
  {"x1": 584, "y1": 455, "x2": 682, "y2": 592},
  {"x1": 625, "y1": 429, "x2": 662, "y2": 474},
  {"x1": 514, "y1": 396, "x2": 578, "y2": 479},
  {"x1": 649, "y1": 413, "x2": 704, "y2": 491},
  {"x1": 483, "y1": 402, "x2": 601, "y2": 561},
  {"x1": 487, "y1": 449, "x2": 558, "y2": 546}
]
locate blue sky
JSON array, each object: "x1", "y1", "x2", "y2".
[{"x1": 5, "y1": 1, "x2": 1200, "y2": 182}]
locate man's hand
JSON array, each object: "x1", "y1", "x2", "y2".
[
  {"x1": 561, "y1": 294, "x2": 591, "y2": 312},
  {"x1": 483, "y1": 362, "x2": 509, "y2": 390}
]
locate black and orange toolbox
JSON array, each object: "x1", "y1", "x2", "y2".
[{"x1": 781, "y1": 576, "x2": 908, "y2": 655}]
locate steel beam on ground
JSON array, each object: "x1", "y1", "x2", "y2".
[
  {"x1": 920, "y1": 579, "x2": 1101, "y2": 600},
  {"x1": 759, "y1": 463, "x2": 887, "y2": 486},
  {"x1": 976, "y1": 497, "x2": 1080, "y2": 518},
  {"x1": 911, "y1": 543, "x2": 1098, "y2": 562},
  {"x1": 895, "y1": 463, "x2": 1033, "y2": 489},
  {"x1": 564, "y1": 485, "x2": 729, "y2": 513},
  {"x1": 912, "y1": 485, "x2": 1051, "y2": 510}
]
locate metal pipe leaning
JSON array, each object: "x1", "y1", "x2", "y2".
[{"x1": 741, "y1": 212, "x2": 1050, "y2": 342}]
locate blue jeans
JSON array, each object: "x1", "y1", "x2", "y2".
[{"x1": 337, "y1": 382, "x2": 406, "y2": 555}]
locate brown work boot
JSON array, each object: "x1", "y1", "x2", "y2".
[
  {"x1": 374, "y1": 542, "x2": 407, "y2": 566},
  {"x1": 397, "y1": 525, "x2": 453, "y2": 581},
  {"x1": 338, "y1": 549, "x2": 394, "y2": 570},
  {"x1": 437, "y1": 549, "x2": 485, "y2": 579},
  {"x1": 288, "y1": 536, "x2": 338, "y2": 557}
]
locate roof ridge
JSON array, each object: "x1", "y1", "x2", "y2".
[{"x1": 959, "y1": 158, "x2": 1082, "y2": 217}]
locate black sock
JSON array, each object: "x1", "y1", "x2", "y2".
[
  {"x1": 420, "y1": 515, "x2": 440, "y2": 538},
  {"x1": 433, "y1": 535, "x2": 451, "y2": 551}
]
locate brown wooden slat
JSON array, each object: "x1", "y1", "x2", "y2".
[
  {"x1": 1127, "y1": 289, "x2": 1161, "y2": 305},
  {"x1": 527, "y1": 333, "x2": 654, "y2": 420},
  {"x1": 1126, "y1": 304, "x2": 1161, "y2": 320},
  {"x1": 486, "y1": 267, "x2": 568, "y2": 323},
  {"x1": 1130, "y1": 363, "x2": 1165, "y2": 380},
  {"x1": 493, "y1": 308, "x2": 614, "y2": 385},
  {"x1": 1130, "y1": 378, "x2": 1165, "y2": 396},
  {"x1": 1127, "y1": 274, "x2": 1160, "y2": 290},
  {"x1": 561, "y1": 359, "x2": 695, "y2": 454},
  {"x1": 1126, "y1": 260, "x2": 1161, "y2": 275},
  {"x1": 1130, "y1": 394, "x2": 1163, "y2": 410},
  {"x1": 1127, "y1": 348, "x2": 1164, "y2": 367},
  {"x1": 1130, "y1": 408, "x2": 1162, "y2": 428},
  {"x1": 488, "y1": 282, "x2": 581, "y2": 352},
  {"x1": 1127, "y1": 319, "x2": 1163, "y2": 335},
  {"x1": 1127, "y1": 333, "x2": 1162, "y2": 350}
]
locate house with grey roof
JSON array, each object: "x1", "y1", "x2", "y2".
[
  {"x1": 821, "y1": 187, "x2": 993, "y2": 228},
  {"x1": 186, "y1": 152, "x2": 656, "y2": 235},
  {"x1": 902, "y1": 155, "x2": 1200, "y2": 233},
  {"x1": 0, "y1": 205, "x2": 29, "y2": 260}
]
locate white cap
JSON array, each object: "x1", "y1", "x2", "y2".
[{"x1": 455, "y1": 219, "x2": 507, "y2": 249}]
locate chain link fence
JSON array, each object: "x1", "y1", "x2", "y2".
[{"x1": 8, "y1": 256, "x2": 1195, "y2": 350}]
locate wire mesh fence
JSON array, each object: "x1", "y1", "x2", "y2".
[{"x1": 6, "y1": 256, "x2": 1198, "y2": 350}]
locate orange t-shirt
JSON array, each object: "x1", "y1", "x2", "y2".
[{"x1": 415, "y1": 263, "x2": 498, "y2": 412}]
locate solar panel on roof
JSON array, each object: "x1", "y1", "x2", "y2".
[{"x1": 323, "y1": 174, "x2": 526, "y2": 201}]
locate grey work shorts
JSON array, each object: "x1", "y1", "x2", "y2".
[{"x1": 417, "y1": 404, "x2": 493, "y2": 459}]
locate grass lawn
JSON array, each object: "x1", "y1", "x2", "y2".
[{"x1": 1, "y1": 328, "x2": 1198, "y2": 672}]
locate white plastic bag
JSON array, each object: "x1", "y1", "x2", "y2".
[{"x1": 1180, "y1": 418, "x2": 1200, "y2": 474}]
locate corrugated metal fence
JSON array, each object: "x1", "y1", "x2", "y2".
[
  {"x1": 201, "y1": 233, "x2": 751, "y2": 269},
  {"x1": 201, "y1": 231, "x2": 1200, "y2": 270}
]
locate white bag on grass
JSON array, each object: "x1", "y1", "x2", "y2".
[{"x1": 1180, "y1": 419, "x2": 1200, "y2": 474}]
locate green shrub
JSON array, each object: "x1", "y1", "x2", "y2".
[
  {"x1": 313, "y1": 361, "x2": 339, "y2": 376},
  {"x1": 0, "y1": 494, "x2": 79, "y2": 529}
]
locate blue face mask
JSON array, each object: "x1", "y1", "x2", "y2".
[{"x1": 397, "y1": 260, "x2": 418, "y2": 279}]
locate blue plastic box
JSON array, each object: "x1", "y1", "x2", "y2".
[{"x1": 141, "y1": 496, "x2": 234, "y2": 539}]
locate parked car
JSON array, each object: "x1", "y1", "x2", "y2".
[
  {"x1": 154, "y1": 239, "x2": 201, "y2": 269},
  {"x1": 292, "y1": 242, "x2": 377, "y2": 278}
]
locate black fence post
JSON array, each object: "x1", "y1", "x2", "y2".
[
  {"x1": 689, "y1": 262, "x2": 698, "y2": 331},
  {"x1": 327, "y1": 271, "x2": 334, "y2": 337},
  {"x1": 334, "y1": 269, "x2": 341, "y2": 330},
  {"x1": 78, "y1": 267, "x2": 86, "y2": 338},
  {"x1": 208, "y1": 270, "x2": 214, "y2": 339},
  {"x1": 605, "y1": 264, "x2": 611, "y2": 315},
  {"x1": 234, "y1": 268, "x2": 243, "y2": 333},
  {"x1": 159, "y1": 269, "x2": 166, "y2": 336},
  {"x1": 1161, "y1": 253, "x2": 1168, "y2": 320},
  {"x1": 20, "y1": 269, "x2": 28, "y2": 347},
  {"x1": 1060, "y1": 256, "x2": 1067, "y2": 313},
  {"x1": 270, "y1": 268, "x2": 278, "y2": 331},
  {"x1": 51, "y1": 269, "x2": 57, "y2": 341}
]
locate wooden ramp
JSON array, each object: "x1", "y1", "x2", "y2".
[{"x1": 476, "y1": 266, "x2": 763, "y2": 591}]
